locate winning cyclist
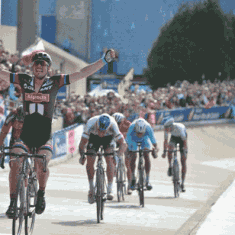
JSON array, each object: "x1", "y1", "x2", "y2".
[
  {"x1": 78, "y1": 113, "x2": 127, "y2": 203},
  {"x1": 126, "y1": 118, "x2": 158, "y2": 191},
  {"x1": 0, "y1": 48, "x2": 117, "y2": 218},
  {"x1": 112, "y1": 112, "x2": 132, "y2": 195},
  {"x1": 162, "y1": 116, "x2": 188, "y2": 192}
]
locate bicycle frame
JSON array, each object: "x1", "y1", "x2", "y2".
[
  {"x1": 131, "y1": 142, "x2": 153, "y2": 207},
  {"x1": 0, "y1": 147, "x2": 46, "y2": 235},
  {"x1": 84, "y1": 146, "x2": 114, "y2": 223},
  {"x1": 167, "y1": 145, "x2": 181, "y2": 198}
]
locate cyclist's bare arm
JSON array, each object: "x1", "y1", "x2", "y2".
[
  {"x1": 69, "y1": 49, "x2": 117, "y2": 84},
  {"x1": 116, "y1": 137, "x2": 127, "y2": 156},
  {"x1": 163, "y1": 129, "x2": 169, "y2": 151},
  {"x1": 183, "y1": 139, "x2": 187, "y2": 150},
  {"x1": 0, "y1": 69, "x2": 11, "y2": 83},
  {"x1": 69, "y1": 60, "x2": 106, "y2": 84},
  {"x1": 78, "y1": 137, "x2": 88, "y2": 155},
  {"x1": 0, "y1": 122, "x2": 12, "y2": 146}
]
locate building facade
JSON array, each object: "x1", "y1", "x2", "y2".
[{"x1": 1, "y1": 0, "x2": 234, "y2": 75}]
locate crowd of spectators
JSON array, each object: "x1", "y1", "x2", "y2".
[
  {"x1": 0, "y1": 39, "x2": 235, "y2": 129},
  {"x1": 57, "y1": 79, "x2": 235, "y2": 128}
]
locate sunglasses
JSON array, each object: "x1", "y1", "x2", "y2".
[{"x1": 33, "y1": 60, "x2": 48, "y2": 66}]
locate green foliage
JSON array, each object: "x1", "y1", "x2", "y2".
[{"x1": 145, "y1": 0, "x2": 234, "y2": 90}]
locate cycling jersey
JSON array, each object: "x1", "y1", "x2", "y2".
[
  {"x1": 164, "y1": 123, "x2": 187, "y2": 141},
  {"x1": 82, "y1": 115, "x2": 123, "y2": 142},
  {"x1": 126, "y1": 119, "x2": 157, "y2": 151},
  {"x1": 10, "y1": 73, "x2": 70, "y2": 148}
]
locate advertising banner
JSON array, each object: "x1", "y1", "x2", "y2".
[
  {"x1": 66, "y1": 124, "x2": 84, "y2": 154},
  {"x1": 189, "y1": 106, "x2": 231, "y2": 121},
  {"x1": 52, "y1": 129, "x2": 67, "y2": 159},
  {"x1": 155, "y1": 106, "x2": 231, "y2": 125}
]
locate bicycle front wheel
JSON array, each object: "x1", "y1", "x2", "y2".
[
  {"x1": 116, "y1": 163, "x2": 124, "y2": 202},
  {"x1": 174, "y1": 181, "x2": 180, "y2": 198},
  {"x1": 96, "y1": 169, "x2": 105, "y2": 223},
  {"x1": 25, "y1": 173, "x2": 38, "y2": 235},
  {"x1": 138, "y1": 168, "x2": 144, "y2": 207},
  {"x1": 173, "y1": 161, "x2": 180, "y2": 198},
  {"x1": 12, "y1": 175, "x2": 25, "y2": 235}
]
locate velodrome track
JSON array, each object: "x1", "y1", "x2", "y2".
[{"x1": 0, "y1": 123, "x2": 235, "y2": 235}]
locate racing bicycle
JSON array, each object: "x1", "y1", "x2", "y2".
[
  {"x1": 83, "y1": 146, "x2": 114, "y2": 223},
  {"x1": 165, "y1": 145, "x2": 181, "y2": 198},
  {"x1": 0, "y1": 146, "x2": 47, "y2": 235},
  {"x1": 131, "y1": 142, "x2": 155, "y2": 207}
]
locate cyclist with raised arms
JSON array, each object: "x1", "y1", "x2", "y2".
[
  {"x1": 162, "y1": 116, "x2": 188, "y2": 192},
  {"x1": 112, "y1": 112, "x2": 132, "y2": 195},
  {"x1": 126, "y1": 118, "x2": 158, "y2": 191},
  {"x1": 78, "y1": 113, "x2": 127, "y2": 203},
  {"x1": 0, "y1": 48, "x2": 117, "y2": 218}
]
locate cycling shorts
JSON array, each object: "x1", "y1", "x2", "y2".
[
  {"x1": 12, "y1": 138, "x2": 53, "y2": 154},
  {"x1": 169, "y1": 133, "x2": 187, "y2": 154},
  {"x1": 127, "y1": 136, "x2": 152, "y2": 151},
  {"x1": 87, "y1": 133, "x2": 113, "y2": 153}
]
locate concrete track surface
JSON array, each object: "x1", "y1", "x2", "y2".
[{"x1": 0, "y1": 123, "x2": 234, "y2": 235}]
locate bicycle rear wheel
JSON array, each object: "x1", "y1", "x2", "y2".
[
  {"x1": 138, "y1": 168, "x2": 144, "y2": 207},
  {"x1": 25, "y1": 173, "x2": 38, "y2": 235},
  {"x1": 12, "y1": 175, "x2": 25, "y2": 235}
]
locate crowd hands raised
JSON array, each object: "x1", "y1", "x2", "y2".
[{"x1": 57, "y1": 79, "x2": 235, "y2": 129}]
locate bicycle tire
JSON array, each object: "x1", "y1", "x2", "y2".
[
  {"x1": 174, "y1": 181, "x2": 180, "y2": 198},
  {"x1": 117, "y1": 162, "x2": 124, "y2": 202},
  {"x1": 116, "y1": 165, "x2": 121, "y2": 202},
  {"x1": 12, "y1": 175, "x2": 25, "y2": 235},
  {"x1": 100, "y1": 169, "x2": 105, "y2": 221},
  {"x1": 121, "y1": 165, "x2": 126, "y2": 201},
  {"x1": 25, "y1": 173, "x2": 38, "y2": 235},
  {"x1": 138, "y1": 168, "x2": 144, "y2": 207},
  {"x1": 173, "y1": 161, "x2": 180, "y2": 198},
  {"x1": 96, "y1": 169, "x2": 102, "y2": 223}
]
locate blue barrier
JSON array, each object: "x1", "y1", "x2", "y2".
[
  {"x1": 153, "y1": 106, "x2": 231, "y2": 125},
  {"x1": 124, "y1": 106, "x2": 231, "y2": 125}
]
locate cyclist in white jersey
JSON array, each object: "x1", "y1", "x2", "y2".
[
  {"x1": 162, "y1": 116, "x2": 188, "y2": 192},
  {"x1": 78, "y1": 113, "x2": 127, "y2": 203}
]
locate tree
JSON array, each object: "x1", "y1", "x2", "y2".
[{"x1": 145, "y1": 0, "x2": 229, "y2": 90}]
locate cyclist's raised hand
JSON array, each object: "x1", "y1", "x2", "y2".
[{"x1": 103, "y1": 49, "x2": 119, "y2": 63}]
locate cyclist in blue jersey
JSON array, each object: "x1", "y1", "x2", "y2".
[
  {"x1": 0, "y1": 48, "x2": 118, "y2": 219},
  {"x1": 126, "y1": 118, "x2": 158, "y2": 191}
]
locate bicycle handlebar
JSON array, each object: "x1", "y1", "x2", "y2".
[
  {"x1": 83, "y1": 151, "x2": 115, "y2": 157},
  {"x1": 0, "y1": 151, "x2": 47, "y2": 171},
  {"x1": 130, "y1": 149, "x2": 153, "y2": 153}
]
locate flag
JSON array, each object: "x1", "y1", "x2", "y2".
[
  {"x1": 21, "y1": 40, "x2": 45, "y2": 57},
  {"x1": 118, "y1": 67, "x2": 134, "y2": 96}
]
